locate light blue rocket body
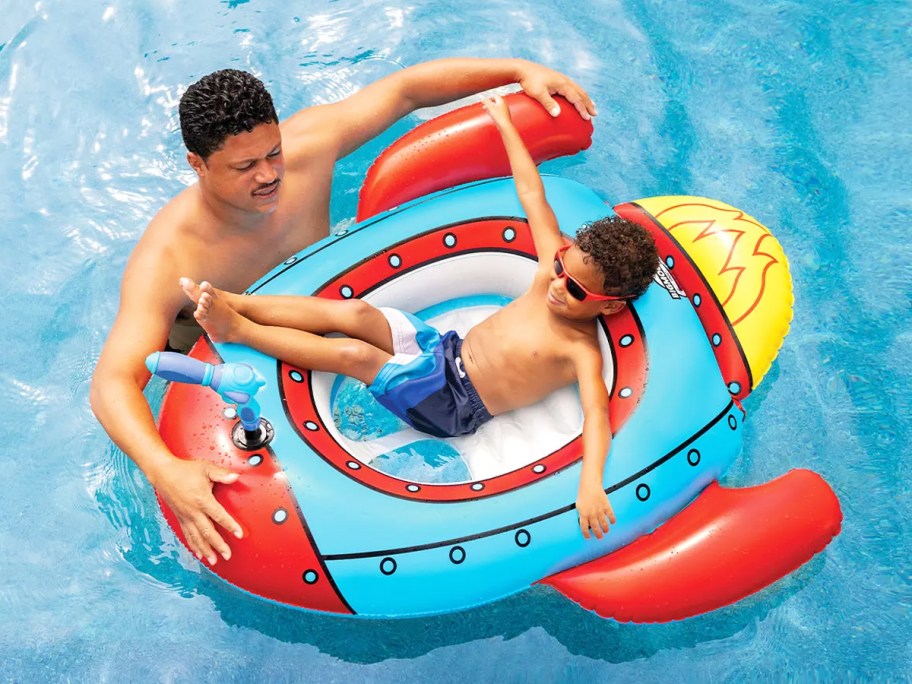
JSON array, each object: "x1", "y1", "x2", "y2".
[{"x1": 208, "y1": 177, "x2": 742, "y2": 617}]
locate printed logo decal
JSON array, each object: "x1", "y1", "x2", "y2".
[{"x1": 654, "y1": 260, "x2": 685, "y2": 299}]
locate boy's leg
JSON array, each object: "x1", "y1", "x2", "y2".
[
  {"x1": 180, "y1": 278, "x2": 394, "y2": 353},
  {"x1": 192, "y1": 287, "x2": 391, "y2": 385}
]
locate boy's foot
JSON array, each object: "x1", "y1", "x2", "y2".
[
  {"x1": 179, "y1": 277, "x2": 241, "y2": 310},
  {"x1": 185, "y1": 280, "x2": 243, "y2": 344}
]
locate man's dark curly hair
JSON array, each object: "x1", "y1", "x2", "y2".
[
  {"x1": 179, "y1": 69, "x2": 278, "y2": 160},
  {"x1": 575, "y1": 216, "x2": 658, "y2": 299}
]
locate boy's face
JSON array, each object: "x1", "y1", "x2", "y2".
[
  {"x1": 188, "y1": 122, "x2": 285, "y2": 215},
  {"x1": 546, "y1": 244, "x2": 625, "y2": 320}
]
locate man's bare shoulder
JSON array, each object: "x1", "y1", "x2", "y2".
[
  {"x1": 280, "y1": 104, "x2": 343, "y2": 168},
  {"x1": 123, "y1": 188, "x2": 205, "y2": 304},
  {"x1": 100, "y1": 202, "x2": 195, "y2": 370},
  {"x1": 121, "y1": 237, "x2": 186, "y2": 315},
  {"x1": 141, "y1": 185, "x2": 203, "y2": 240}
]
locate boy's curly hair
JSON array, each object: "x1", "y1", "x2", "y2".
[
  {"x1": 576, "y1": 216, "x2": 658, "y2": 299},
  {"x1": 179, "y1": 69, "x2": 278, "y2": 160}
]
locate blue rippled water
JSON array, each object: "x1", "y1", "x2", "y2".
[{"x1": 1, "y1": 0, "x2": 909, "y2": 680}]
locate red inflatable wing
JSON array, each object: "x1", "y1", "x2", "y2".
[
  {"x1": 356, "y1": 92, "x2": 594, "y2": 221},
  {"x1": 157, "y1": 342, "x2": 353, "y2": 613},
  {"x1": 539, "y1": 469, "x2": 842, "y2": 623}
]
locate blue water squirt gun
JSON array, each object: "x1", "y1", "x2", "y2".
[{"x1": 145, "y1": 351, "x2": 273, "y2": 449}]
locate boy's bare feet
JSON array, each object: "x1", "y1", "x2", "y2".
[
  {"x1": 179, "y1": 277, "x2": 242, "y2": 309},
  {"x1": 180, "y1": 278, "x2": 243, "y2": 343}
]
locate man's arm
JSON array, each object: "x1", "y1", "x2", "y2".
[
  {"x1": 90, "y1": 250, "x2": 242, "y2": 566},
  {"x1": 573, "y1": 344, "x2": 616, "y2": 540},
  {"x1": 483, "y1": 94, "x2": 564, "y2": 270},
  {"x1": 282, "y1": 57, "x2": 596, "y2": 163}
]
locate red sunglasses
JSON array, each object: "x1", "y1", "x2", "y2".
[{"x1": 553, "y1": 245, "x2": 628, "y2": 302}]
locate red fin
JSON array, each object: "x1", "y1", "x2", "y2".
[
  {"x1": 356, "y1": 92, "x2": 593, "y2": 221},
  {"x1": 539, "y1": 469, "x2": 842, "y2": 623},
  {"x1": 157, "y1": 341, "x2": 353, "y2": 613}
]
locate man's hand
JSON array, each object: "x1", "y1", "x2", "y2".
[
  {"x1": 482, "y1": 95, "x2": 514, "y2": 129},
  {"x1": 516, "y1": 61, "x2": 597, "y2": 120},
  {"x1": 576, "y1": 483, "x2": 616, "y2": 540},
  {"x1": 152, "y1": 459, "x2": 243, "y2": 566}
]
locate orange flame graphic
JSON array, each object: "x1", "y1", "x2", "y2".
[{"x1": 658, "y1": 203, "x2": 780, "y2": 326}]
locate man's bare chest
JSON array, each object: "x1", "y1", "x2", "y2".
[{"x1": 188, "y1": 211, "x2": 328, "y2": 291}]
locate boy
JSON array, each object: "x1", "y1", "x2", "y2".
[{"x1": 180, "y1": 95, "x2": 658, "y2": 541}]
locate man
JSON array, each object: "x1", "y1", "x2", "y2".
[{"x1": 91, "y1": 57, "x2": 596, "y2": 568}]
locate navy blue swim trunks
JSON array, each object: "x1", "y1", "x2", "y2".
[{"x1": 368, "y1": 308, "x2": 493, "y2": 438}]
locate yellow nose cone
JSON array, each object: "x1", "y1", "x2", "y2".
[{"x1": 632, "y1": 196, "x2": 793, "y2": 391}]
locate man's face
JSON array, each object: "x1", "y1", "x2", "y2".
[{"x1": 189, "y1": 122, "x2": 285, "y2": 215}]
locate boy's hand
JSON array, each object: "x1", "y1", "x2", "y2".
[
  {"x1": 482, "y1": 95, "x2": 513, "y2": 129},
  {"x1": 576, "y1": 483, "x2": 616, "y2": 540}
]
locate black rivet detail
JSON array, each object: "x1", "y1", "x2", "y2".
[{"x1": 449, "y1": 546, "x2": 466, "y2": 564}]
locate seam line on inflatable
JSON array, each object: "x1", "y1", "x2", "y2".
[
  {"x1": 246, "y1": 181, "x2": 517, "y2": 295},
  {"x1": 627, "y1": 201, "x2": 754, "y2": 391},
  {"x1": 282, "y1": 462, "x2": 356, "y2": 613},
  {"x1": 321, "y1": 400, "x2": 735, "y2": 561}
]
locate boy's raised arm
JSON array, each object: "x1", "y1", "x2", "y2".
[{"x1": 483, "y1": 95, "x2": 565, "y2": 267}]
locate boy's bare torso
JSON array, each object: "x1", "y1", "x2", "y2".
[{"x1": 461, "y1": 272, "x2": 600, "y2": 415}]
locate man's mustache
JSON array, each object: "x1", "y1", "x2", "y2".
[{"x1": 255, "y1": 178, "x2": 281, "y2": 193}]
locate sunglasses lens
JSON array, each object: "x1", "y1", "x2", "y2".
[
  {"x1": 566, "y1": 278, "x2": 588, "y2": 301},
  {"x1": 553, "y1": 258, "x2": 563, "y2": 276}
]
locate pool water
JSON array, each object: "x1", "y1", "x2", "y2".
[{"x1": 1, "y1": 0, "x2": 909, "y2": 680}]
